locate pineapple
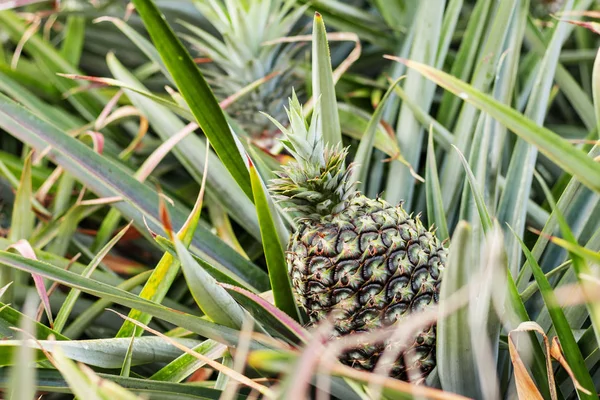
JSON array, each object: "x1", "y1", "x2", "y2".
[
  {"x1": 268, "y1": 93, "x2": 447, "y2": 382},
  {"x1": 182, "y1": 0, "x2": 306, "y2": 147},
  {"x1": 531, "y1": 0, "x2": 566, "y2": 16}
]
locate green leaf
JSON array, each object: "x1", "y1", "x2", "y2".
[
  {"x1": 391, "y1": 57, "x2": 600, "y2": 194},
  {"x1": 105, "y1": 53, "x2": 259, "y2": 239},
  {"x1": 353, "y1": 77, "x2": 402, "y2": 193},
  {"x1": 338, "y1": 103, "x2": 401, "y2": 157},
  {"x1": 534, "y1": 171, "x2": 600, "y2": 355},
  {"x1": 249, "y1": 161, "x2": 298, "y2": 321},
  {"x1": 52, "y1": 347, "x2": 142, "y2": 400},
  {"x1": 453, "y1": 146, "x2": 493, "y2": 233},
  {"x1": 3, "y1": 153, "x2": 34, "y2": 301},
  {"x1": 60, "y1": 16, "x2": 85, "y2": 67},
  {"x1": 593, "y1": 47, "x2": 600, "y2": 138},
  {"x1": 0, "y1": 92, "x2": 269, "y2": 291},
  {"x1": 174, "y1": 238, "x2": 247, "y2": 330},
  {"x1": 425, "y1": 131, "x2": 449, "y2": 241},
  {"x1": 437, "y1": 221, "x2": 479, "y2": 397},
  {"x1": 149, "y1": 339, "x2": 225, "y2": 383},
  {"x1": 0, "y1": 368, "x2": 226, "y2": 399},
  {"x1": 7, "y1": 292, "x2": 36, "y2": 400},
  {"x1": 130, "y1": 0, "x2": 253, "y2": 199},
  {"x1": 0, "y1": 251, "x2": 263, "y2": 349},
  {"x1": 384, "y1": 0, "x2": 444, "y2": 207},
  {"x1": 312, "y1": 12, "x2": 342, "y2": 147},
  {"x1": 223, "y1": 283, "x2": 308, "y2": 345},
  {"x1": 0, "y1": 336, "x2": 202, "y2": 368},
  {"x1": 54, "y1": 222, "x2": 132, "y2": 333},
  {"x1": 509, "y1": 227, "x2": 596, "y2": 399},
  {"x1": 498, "y1": 1, "x2": 572, "y2": 277}
]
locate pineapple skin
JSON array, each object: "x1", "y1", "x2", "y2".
[{"x1": 287, "y1": 194, "x2": 446, "y2": 381}]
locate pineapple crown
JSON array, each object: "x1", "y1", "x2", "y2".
[{"x1": 267, "y1": 91, "x2": 356, "y2": 221}]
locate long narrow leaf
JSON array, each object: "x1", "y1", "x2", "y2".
[
  {"x1": 389, "y1": 57, "x2": 600, "y2": 193},
  {"x1": 249, "y1": 160, "x2": 299, "y2": 321},
  {"x1": 130, "y1": 0, "x2": 253, "y2": 199}
]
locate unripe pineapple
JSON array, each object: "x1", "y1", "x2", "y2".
[{"x1": 268, "y1": 93, "x2": 447, "y2": 382}]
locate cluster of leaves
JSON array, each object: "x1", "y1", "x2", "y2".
[{"x1": 0, "y1": 0, "x2": 598, "y2": 399}]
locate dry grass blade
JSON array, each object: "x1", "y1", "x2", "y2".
[
  {"x1": 508, "y1": 322, "x2": 556, "y2": 400},
  {"x1": 106, "y1": 309, "x2": 275, "y2": 398},
  {"x1": 550, "y1": 337, "x2": 593, "y2": 394},
  {"x1": 7, "y1": 240, "x2": 52, "y2": 326}
]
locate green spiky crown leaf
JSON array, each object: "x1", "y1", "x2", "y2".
[{"x1": 267, "y1": 92, "x2": 356, "y2": 220}]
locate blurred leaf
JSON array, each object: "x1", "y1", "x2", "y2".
[
  {"x1": 594, "y1": 47, "x2": 600, "y2": 138},
  {"x1": 437, "y1": 0, "x2": 493, "y2": 128},
  {"x1": 510, "y1": 227, "x2": 596, "y2": 399},
  {"x1": 130, "y1": 0, "x2": 253, "y2": 199},
  {"x1": 60, "y1": 16, "x2": 85, "y2": 66},
  {"x1": 437, "y1": 221, "x2": 479, "y2": 397},
  {"x1": 454, "y1": 146, "x2": 492, "y2": 233},
  {"x1": 0, "y1": 11, "x2": 107, "y2": 124},
  {"x1": 6, "y1": 292, "x2": 36, "y2": 400},
  {"x1": 498, "y1": 2, "x2": 572, "y2": 277},
  {"x1": 52, "y1": 347, "x2": 142, "y2": 400},
  {"x1": 105, "y1": 53, "x2": 259, "y2": 238},
  {"x1": 384, "y1": 0, "x2": 444, "y2": 207},
  {"x1": 534, "y1": 171, "x2": 600, "y2": 354},
  {"x1": 3, "y1": 153, "x2": 35, "y2": 301}
]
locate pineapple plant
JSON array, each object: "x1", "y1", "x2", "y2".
[
  {"x1": 0, "y1": 0, "x2": 599, "y2": 399},
  {"x1": 267, "y1": 93, "x2": 447, "y2": 382},
  {"x1": 182, "y1": 0, "x2": 307, "y2": 148}
]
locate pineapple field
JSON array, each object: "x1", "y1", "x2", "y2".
[{"x1": 0, "y1": 0, "x2": 599, "y2": 398}]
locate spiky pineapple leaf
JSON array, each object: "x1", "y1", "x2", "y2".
[
  {"x1": 425, "y1": 132, "x2": 449, "y2": 241},
  {"x1": 0, "y1": 92, "x2": 269, "y2": 290},
  {"x1": 312, "y1": 12, "x2": 342, "y2": 148},
  {"x1": 509, "y1": 227, "x2": 596, "y2": 399},
  {"x1": 353, "y1": 77, "x2": 402, "y2": 193},
  {"x1": 0, "y1": 251, "x2": 261, "y2": 348},
  {"x1": 389, "y1": 57, "x2": 600, "y2": 194},
  {"x1": 175, "y1": 237, "x2": 248, "y2": 330},
  {"x1": 249, "y1": 160, "x2": 299, "y2": 321},
  {"x1": 6, "y1": 293, "x2": 36, "y2": 400},
  {"x1": 53, "y1": 222, "x2": 132, "y2": 333},
  {"x1": 0, "y1": 336, "x2": 201, "y2": 368},
  {"x1": 149, "y1": 339, "x2": 225, "y2": 383},
  {"x1": 0, "y1": 368, "x2": 225, "y2": 399},
  {"x1": 130, "y1": 0, "x2": 253, "y2": 200},
  {"x1": 534, "y1": 171, "x2": 600, "y2": 353},
  {"x1": 594, "y1": 47, "x2": 600, "y2": 137},
  {"x1": 437, "y1": 221, "x2": 480, "y2": 398}
]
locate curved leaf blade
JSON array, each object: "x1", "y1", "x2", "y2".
[
  {"x1": 130, "y1": 0, "x2": 252, "y2": 199},
  {"x1": 388, "y1": 57, "x2": 600, "y2": 193}
]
